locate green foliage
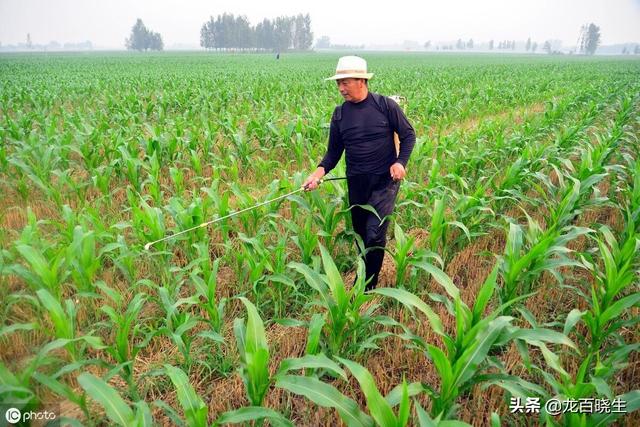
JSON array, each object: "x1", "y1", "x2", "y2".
[{"x1": 1, "y1": 53, "x2": 638, "y2": 426}]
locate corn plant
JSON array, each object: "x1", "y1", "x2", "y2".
[
  {"x1": 288, "y1": 215, "x2": 319, "y2": 265},
  {"x1": 157, "y1": 286, "x2": 202, "y2": 369},
  {"x1": 449, "y1": 174, "x2": 498, "y2": 239},
  {"x1": 128, "y1": 189, "x2": 166, "y2": 250},
  {"x1": 229, "y1": 233, "x2": 270, "y2": 302},
  {"x1": 374, "y1": 267, "x2": 511, "y2": 419},
  {"x1": 261, "y1": 233, "x2": 305, "y2": 318},
  {"x1": 229, "y1": 182, "x2": 264, "y2": 235},
  {"x1": 8, "y1": 154, "x2": 65, "y2": 207},
  {"x1": 65, "y1": 225, "x2": 101, "y2": 293},
  {"x1": 336, "y1": 358, "x2": 412, "y2": 427},
  {"x1": 166, "y1": 196, "x2": 208, "y2": 256},
  {"x1": 142, "y1": 151, "x2": 163, "y2": 204},
  {"x1": 159, "y1": 364, "x2": 209, "y2": 427},
  {"x1": 78, "y1": 372, "x2": 153, "y2": 426},
  {"x1": 11, "y1": 242, "x2": 68, "y2": 299},
  {"x1": 498, "y1": 216, "x2": 590, "y2": 310},
  {"x1": 276, "y1": 357, "x2": 473, "y2": 427},
  {"x1": 114, "y1": 146, "x2": 142, "y2": 192},
  {"x1": 289, "y1": 245, "x2": 394, "y2": 357},
  {"x1": 97, "y1": 283, "x2": 151, "y2": 400},
  {"x1": 312, "y1": 194, "x2": 348, "y2": 255},
  {"x1": 201, "y1": 178, "x2": 231, "y2": 241},
  {"x1": 429, "y1": 195, "x2": 470, "y2": 264},
  {"x1": 233, "y1": 296, "x2": 271, "y2": 407},
  {"x1": 389, "y1": 222, "x2": 442, "y2": 290},
  {"x1": 375, "y1": 264, "x2": 577, "y2": 420},
  {"x1": 506, "y1": 338, "x2": 640, "y2": 426},
  {"x1": 188, "y1": 244, "x2": 225, "y2": 333},
  {"x1": 7, "y1": 210, "x2": 67, "y2": 298},
  {"x1": 577, "y1": 223, "x2": 640, "y2": 378},
  {"x1": 35, "y1": 289, "x2": 82, "y2": 360},
  {"x1": 1, "y1": 337, "x2": 105, "y2": 416},
  {"x1": 100, "y1": 234, "x2": 138, "y2": 282},
  {"x1": 169, "y1": 166, "x2": 185, "y2": 197},
  {"x1": 226, "y1": 297, "x2": 345, "y2": 424}
]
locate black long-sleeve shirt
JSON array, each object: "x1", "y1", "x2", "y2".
[{"x1": 318, "y1": 92, "x2": 416, "y2": 176}]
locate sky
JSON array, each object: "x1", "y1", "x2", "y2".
[{"x1": 1, "y1": 0, "x2": 639, "y2": 48}]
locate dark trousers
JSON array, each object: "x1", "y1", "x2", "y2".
[{"x1": 347, "y1": 173, "x2": 400, "y2": 291}]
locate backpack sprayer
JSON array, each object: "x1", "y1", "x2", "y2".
[{"x1": 388, "y1": 95, "x2": 407, "y2": 156}]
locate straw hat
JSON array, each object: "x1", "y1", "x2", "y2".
[{"x1": 325, "y1": 56, "x2": 374, "y2": 81}]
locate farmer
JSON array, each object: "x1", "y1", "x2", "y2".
[{"x1": 303, "y1": 55, "x2": 416, "y2": 290}]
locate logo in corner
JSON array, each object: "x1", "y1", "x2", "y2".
[{"x1": 5, "y1": 407, "x2": 21, "y2": 424}]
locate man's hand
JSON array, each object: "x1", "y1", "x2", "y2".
[
  {"x1": 302, "y1": 167, "x2": 326, "y2": 191},
  {"x1": 390, "y1": 163, "x2": 406, "y2": 181}
]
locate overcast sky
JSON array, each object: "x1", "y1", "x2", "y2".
[{"x1": 1, "y1": 0, "x2": 639, "y2": 48}]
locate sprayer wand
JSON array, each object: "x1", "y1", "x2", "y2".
[{"x1": 143, "y1": 176, "x2": 346, "y2": 250}]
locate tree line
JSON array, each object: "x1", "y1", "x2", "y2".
[
  {"x1": 200, "y1": 13, "x2": 313, "y2": 51},
  {"x1": 124, "y1": 14, "x2": 313, "y2": 52},
  {"x1": 422, "y1": 22, "x2": 602, "y2": 55},
  {"x1": 124, "y1": 17, "x2": 603, "y2": 55}
]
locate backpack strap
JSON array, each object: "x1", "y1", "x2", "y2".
[
  {"x1": 371, "y1": 93, "x2": 393, "y2": 126},
  {"x1": 331, "y1": 104, "x2": 342, "y2": 122},
  {"x1": 372, "y1": 93, "x2": 400, "y2": 156}
]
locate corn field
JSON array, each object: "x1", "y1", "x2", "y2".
[{"x1": 1, "y1": 52, "x2": 639, "y2": 426}]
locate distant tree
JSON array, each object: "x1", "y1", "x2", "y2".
[
  {"x1": 511, "y1": 40, "x2": 516, "y2": 50},
  {"x1": 273, "y1": 16, "x2": 293, "y2": 51},
  {"x1": 148, "y1": 31, "x2": 163, "y2": 51},
  {"x1": 26, "y1": 33, "x2": 32, "y2": 49},
  {"x1": 125, "y1": 19, "x2": 163, "y2": 51},
  {"x1": 488, "y1": 39, "x2": 494, "y2": 50},
  {"x1": 213, "y1": 13, "x2": 234, "y2": 49},
  {"x1": 302, "y1": 13, "x2": 314, "y2": 49},
  {"x1": 526, "y1": 37, "x2": 531, "y2": 51},
  {"x1": 635, "y1": 45, "x2": 640, "y2": 55},
  {"x1": 622, "y1": 46, "x2": 628, "y2": 54},
  {"x1": 293, "y1": 13, "x2": 313, "y2": 50},
  {"x1": 125, "y1": 19, "x2": 148, "y2": 51},
  {"x1": 578, "y1": 23, "x2": 601, "y2": 55},
  {"x1": 256, "y1": 19, "x2": 275, "y2": 50},
  {"x1": 424, "y1": 40, "x2": 431, "y2": 49},
  {"x1": 235, "y1": 15, "x2": 253, "y2": 49},
  {"x1": 315, "y1": 35, "x2": 330, "y2": 49},
  {"x1": 467, "y1": 38, "x2": 474, "y2": 49},
  {"x1": 200, "y1": 16, "x2": 216, "y2": 49},
  {"x1": 532, "y1": 41, "x2": 538, "y2": 52},
  {"x1": 543, "y1": 40, "x2": 552, "y2": 54},
  {"x1": 456, "y1": 38, "x2": 464, "y2": 49}
]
